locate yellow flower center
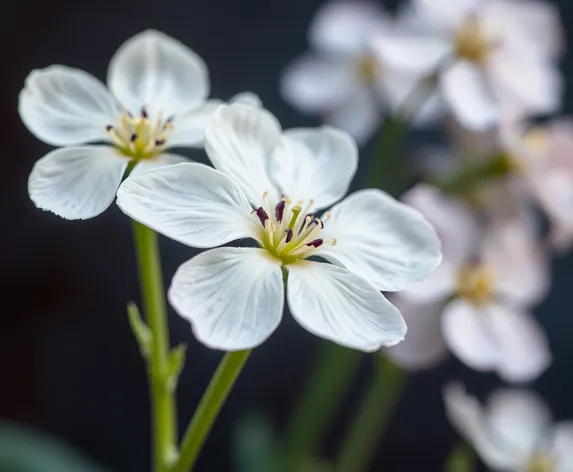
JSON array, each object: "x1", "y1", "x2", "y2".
[
  {"x1": 527, "y1": 452, "x2": 555, "y2": 472},
  {"x1": 508, "y1": 127, "x2": 550, "y2": 174},
  {"x1": 356, "y1": 54, "x2": 380, "y2": 84},
  {"x1": 456, "y1": 263, "x2": 495, "y2": 306},
  {"x1": 253, "y1": 192, "x2": 336, "y2": 266},
  {"x1": 454, "y1": 17, "x2": 492, "y2": 64},
  {"x1": 105, "y1": 107, "x2": 174, "y2": 160}
]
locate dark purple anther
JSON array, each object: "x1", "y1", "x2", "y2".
[
  {"x1": 285, "y1": 229, "x2": 293, "y2": 243},
  {"x1": 130, "y1": 133, "x2": 138, "y2": 142},
  {"x1": 275, "y1": 200, "x2": 286, "y2": 222},
  {"x1": 141, "y1": 107, "x2": 149, "y2": 119},
  {"x1": 255, "y1": 207, "x2": 269, "y2": 226},
  {"x1": 105, "y1": 125, "x2": 113, "y2": 131},
  {"x1": 306, "y1": 239, "x2": 323, "y2": 248},
  {"x1": 155, "y1": 139, "x2": 165, "y2": 146}
]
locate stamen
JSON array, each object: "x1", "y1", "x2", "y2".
[
  {"x1": 275, "y1": 200, "x2": 286, "y2": 223},
  {"x1": 141, "y1": 107, "x2": 148, "y2": 119},
  {"x1": 106, "y1": 125, "x2": 113, "y2": 131},
  {"x1": 288, "y1": 205, "x2": 303, "y2": 230},
  {"x1": 253, "y1": 207, "x2": 269, "y2": 226},
  {"x1": 130, "y1": 133, "x2": 138, "y2": 142},
  {"x1": 285, "y1": 229, "x2": 293, "y2": 243},
  {"x1": 306, "y1": 239, "x2": 323, "y2": 248}
]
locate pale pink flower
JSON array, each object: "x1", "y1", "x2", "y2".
[
  {"x1": 445, "y1": 383, "x2": 573, "y2": 472},
  {"x1": 375, "y1": 0, "x2": 562, "y2": 130},
  {"x1": 280, "y1": 1, "x2": 437, "y2": 143},
  {"x1": 391, "y1": 184, "x2": 551, "y2": 381}
]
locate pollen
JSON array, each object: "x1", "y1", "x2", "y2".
[
  {"x1": 456, "y1": 263, "x2": 495, "y2": 306},
  {"x1": 356, "y1": 54, "x2": 380, "y2": 83},
  {"x1": 105, "y1": 107, "x2": 174, "y2": 160},
  {"x1": 252, "y1": 193, "x2": 336, "y2": 265},
  {"x1": 454, "y1": 17, "x2": 492, "y2": 64},
  {"x1": 527, "y1": 452, "x2": 555, "y2": 472}
]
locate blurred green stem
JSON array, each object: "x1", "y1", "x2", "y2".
[
  {"x1": 285, "y1": 344, "x2": 362, "y2": 467},
  {"x1": 132, "y1": 221, "x2": 178, "y2": 472},
  {"x1": 334, "y1": 356, "x2": 406, "y2": 472},
  {"x1": 444, "y1": 443, "x2": 476, "y2": 472},
  {"x1": 174, "y1": 350, "x2": 251, "y2": 472}
]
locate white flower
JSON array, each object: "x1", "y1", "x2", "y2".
[
  {"x1": 280, "y1": 1, "x2": 438, "y2": 144},
  {"x1": 397, "y1": 184, "x2": 550, "y2": 382},
  {"x1": 444, "y1": 383, "x2": 573, "y2": 472},
  {"x1": 20, "y1": 30, "x2": 260, "y2": 220},
  {"x1": 502, "y1": 118, "x2": 573, "y2": 252},
  {"x1": 376, "y1": 0, "x2": 562, "y2": 130},
  {"x1": 117, "y1": 104, "x2": 441, "y2": 351}
]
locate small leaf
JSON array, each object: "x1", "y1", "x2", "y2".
[
  {"x1": 127, "y1": 301, "x2": 152, "y2": 358},
  {"x1": 167, "y1": 343, "x2": 187, "y2": 391}
]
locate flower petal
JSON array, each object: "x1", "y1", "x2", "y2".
[
  {"x1": 287, "y1": 261, "x2": 407, "y2": 351},
  {"x1": 553, "y1": 423, "x2": 573, "y2": 472},
  {"x1": 271, "y1": 126, "x2": 358, "y2": 209},
  {"x1": 486, "y1": 389, "x2": 552, "y2": 459},
  {"x1": 19, "y1": 66, "x2": 118, "y2": 146},
  {"x1": 28, "y1": 146, "x2": 127, "y2": 220},
  {"x1": 129, "y1": 152, "x2": 190, "y2": 177},
  {"x1": 107, "y1": 30, "x2": 209, "y2": 117},
  {"x1": 168, "y1": 247, "x2": 284, "y2": 351},
  {"x1": 117, "y1": 162, "x2": 259, "y2": 248},
  {"x1": 385, "y1": 296, "x2": 448, "y2": 370},
  {"x1": 443, "y1": 383, "x2": 524, "y2": 470},
  {"x1": 442, "y1": 61, "x2": 498, "y2": 130},
  {"x1": 318, "y1": 189, "x2": 442, "y2": 291},
  {"x1": 230, "y1": 92, "x2": 263, "y2": 107},
  {"x1": 205, "y1": 104, "x2": 282, "y2": 205},
  {"x1": 310, "y1": 1, "x2": 387, "y2": 56},
  {"x1": 167, "y1": 99, "x2": 222, "y2": 148},
  {"x1": 415, "y1": 0, "x2": 477, "y2": 31},
  {"x1": 401, "y1": 260, "x2": 457, "y2": 304},
  {"x1": 280, "y1": 55, "x2": 358, "y2": 113}
]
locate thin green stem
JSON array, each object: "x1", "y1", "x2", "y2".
[
  {"x1": 334, "y1": 356, "x2": 406, "y2": 472},
  {"x1": 132, "y1": 221, "x2": 178, "y2": 472},
  {"x1": 444, "y1": 442, "x2": 476, "y2": 472},
  {"x1": 174, "y1": 350, "x2": 251, "y2": 472},
  {"x1": 285, "y1": 344, "x2": 362, "y2": 467}
]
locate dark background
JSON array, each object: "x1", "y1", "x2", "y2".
[{"x1": 2, "y1": 0, "x2": 573, "y2": 470}]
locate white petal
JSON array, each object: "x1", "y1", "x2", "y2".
[
  {"x1": 442, "y1": 299, "x2": 498, "y2": 371},
  {"x1": 385, "y1": 296, "x2": 448, "y2": 370},
  {"x1": 401, "y1": 260, "x2": 457, "y2": 304},
  {"x1": 271, "y1": 126, "x2": 358, "y2": 209},
  {"x1": 553, "y1": 423, "x2": 573, "y2": 472},
  {"x1": 402, "y1": 183, "x2": 480, "y2": 263},
  {"x1": 167, "y1": 100, "x2": 222, "y2": 148},
  {"x1": 486, "y1": 389, "x2": 552, "y2": 459},
  {"x1": 415, "y1": 0, "x2": 477, "y2": 31},
  {"x1": 287, "y1": 261, "x2": 407, "y2": 351},
  {"x1": 168, "y1": 247, "x2": 284, "y2": 350},
  {"x1": 482, "y1": 220, "x2": 550, "y2": 306},
  {"x1": 442, "y1": 61, "x2": 498, "y2": 130},
  {"x1": 442, "y1": 300, "x2": 551, "y2": 382},
  {"x1": 107, "y1": 30, "x2": 209, "y2": 117},
  {"x1": 117, "y1": 162, "x2": 259, "y2": 248},
  {"x1": 230, "y1": 92, "x2": 263, "y2": 107},
  {"x1": 318, "y1": 189, "x2": 442, "y2": 291},
  {"x1": 129, "y1": 152, "x2": 190, "y2": 177},
  {"x1": 19, "y1": 66, "x2": 118, "y2": 146},
  {"x1": 487, "y1": 305, "x2": 551, "y2": 383},
  {"x1": 443, "y1": 383, "x2": 524, "y2": 470},
  {"x1": 371, "y1": 34, "x2": 451, "y2": 74},
  {"x1": 205, "y1": 104, "x2": 282, "y2": 205},
  {"x1": 28, "y1": 146, "x2": 127, "y2": 220},
  {"x1": 325, "y1": 86, "x2": 381, "y2": 144},
  {"x1": 280, "y1": 55, "x2": 358, "y2": 113},
  {"x1": 310, "y1": 1, "x2": 387, "y2": 56}
]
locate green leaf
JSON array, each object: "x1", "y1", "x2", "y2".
[
  {"x1": 167, "y1": 343, "x2": 187, "y2": 391},
  {"x1": 0, "y1": 422, "x2": 108, "y2": 472},
  {"x1": 127, "y1": 301, "x2": 152, "y2": 358}
]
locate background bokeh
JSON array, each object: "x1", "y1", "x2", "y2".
[{"x1": 2, "y1": 0, "x2": 573, "y2": 470}]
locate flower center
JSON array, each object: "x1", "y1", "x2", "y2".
[
  {"x1": 527, "y1": 452, "x2": 555, "y2": 472},
  {"x1": 105, "y1": 107, "x2": 174, "y2": 160},
  {"x1": 454, "y1": 17, "x2": 492, "y2": 63},
  {"x1": 356, "y1": 54, "x2": 380, "y2": 84},
  {"x1": 456, "y1": 263, "x2": 495, "y2": 306},
  {"x1": 253, "y1": 192, "x2": 336, "y2": 265}
]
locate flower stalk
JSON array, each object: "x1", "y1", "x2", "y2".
[
  {"x1": 174, "y1": 350, "x2": 251, "y2": 472},
  {"x1": 132, "y1": 221, "x2": 178, "y2": 472}
]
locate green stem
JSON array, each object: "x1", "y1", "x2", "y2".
[
  {"x1": 132, "y1": 221, "x2": 177, "y2": 472},
  {"x1": 285, "y1": 344, "x2": 362, "y2": 467},
  {"x1": 334, "y1": 356, "x2": 406, "y2": 472},
  {"x1": 444, "y1": 442, "x2": 476, "y2": 472},
  {"x1": 174, "y1": 350, "x2": 251, "y2": 472}
]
